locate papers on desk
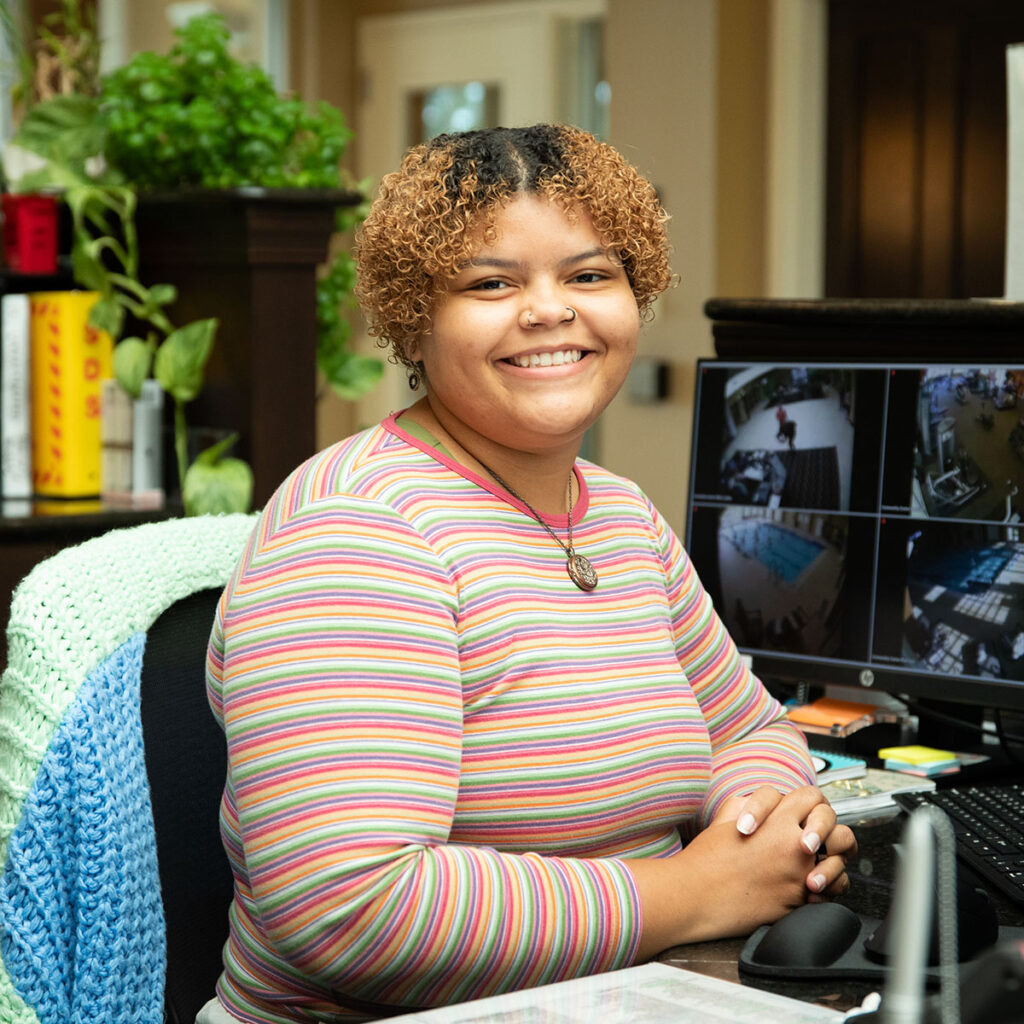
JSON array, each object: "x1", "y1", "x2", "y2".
[
  {"x1": 819, "y1": 767, "x2": 936, "y2": 822},
  {"x1": 386, "y1": 962, "x2": 843, "y2": 1023}
]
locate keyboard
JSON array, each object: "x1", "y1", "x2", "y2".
[{"x1": 894, "y1": 783, "x2": 1024, "y2": 910}]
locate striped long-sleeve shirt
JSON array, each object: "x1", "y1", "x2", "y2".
[{"x1": 206, "y1": 416, "x2": 815, "y2": 1022}]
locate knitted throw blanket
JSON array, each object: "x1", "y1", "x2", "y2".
[{"x1": 0, "y1": 514, "x2": 256, "y2": 1024}]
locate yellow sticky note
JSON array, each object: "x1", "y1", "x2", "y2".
[{"x1": 877, "y1": 744, "x2": 955, "y2": 764}]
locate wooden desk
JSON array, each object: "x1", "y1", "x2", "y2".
[{"x1": 653, "y1": 810, "x2": 1024, "y2": 1014}]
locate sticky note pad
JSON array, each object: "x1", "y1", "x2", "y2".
[{"x1": 877, "y1": 744, "x2": 955, "y2": 764}]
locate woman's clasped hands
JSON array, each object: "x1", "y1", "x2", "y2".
[
  {"x1": 719, "y1": 784, "x2": 857, "y2": 897},
  {"x1": 630, "y1": 786, "x2": 857, "y2": 959}
]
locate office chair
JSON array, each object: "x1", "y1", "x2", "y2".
[{"x1": 0, "y1": 513, "x2": 256, "y2": 1024}]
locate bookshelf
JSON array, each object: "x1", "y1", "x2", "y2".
[{"x1": 0, "y1": 189, "x2": 357, "y2": 664}]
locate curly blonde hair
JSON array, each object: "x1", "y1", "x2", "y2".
[{"x1": 354, "y1": 124, "x2": 673, "y2": 372}]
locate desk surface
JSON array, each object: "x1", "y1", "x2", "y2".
[{"x1": 653, "y1": 809, "x2": 1024, "y2": 1014}]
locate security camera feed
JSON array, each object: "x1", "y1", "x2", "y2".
[
  {"x1": 685, "y1": 360, "x2": 1024, "y2": 710},
  {"x1": 882, "y1": 366, "x2": 1024, "y2": 524},
  {"x1": 689, "y1": 364, "x2": 886, "y2": 513},
  {"x1": 874, "y1": 520, "x2": 1024, "y2": 682},
  {"x1": 688, "y1": 503, "x2": 875, "y2": 664}
]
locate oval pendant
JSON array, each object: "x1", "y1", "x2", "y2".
[{"x1": 567, "y1": 553, "x2": 598, "y2": 591}]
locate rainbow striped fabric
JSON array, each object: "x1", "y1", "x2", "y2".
[{"x1": 206, "y1": 417, "x2": 814, "y2": 1022}]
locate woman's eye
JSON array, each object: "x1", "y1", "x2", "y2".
[
  {"x1": 469, "y1": 279, "x2": 508, "y2": 291},
  {"x1": 573, "y1": 271, "x2": 606, "y2": 284}
]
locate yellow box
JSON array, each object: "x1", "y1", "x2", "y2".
[{"x1": 30, "y1": 292, "x2": 114, "y2": 498}]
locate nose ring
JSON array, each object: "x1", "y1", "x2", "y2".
[{"x1": 521, "y1": 308, "x2": 576, "y2": 328}]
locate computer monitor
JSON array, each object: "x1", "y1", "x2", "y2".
[{"x1": 684, "y1": 360, "x2": 1024, "y2": 719}]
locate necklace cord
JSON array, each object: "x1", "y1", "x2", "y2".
[
  {"x1": 473, "y1": 459, "x2": 598, "y2": 591},
  {"x1": 477, "y1": 463, "x2": 573, "y2": 555}
]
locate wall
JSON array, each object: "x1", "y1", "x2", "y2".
[{"x1": 599, "y1": 0, "x2": 717, "y2": 529}]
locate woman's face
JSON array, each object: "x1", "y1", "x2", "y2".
[{"x1": 411, "y1": 194, "x2": 640, "y2": 458}]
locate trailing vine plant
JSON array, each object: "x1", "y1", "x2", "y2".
[{"x1": 6, "y1": 8, "x2": 380, "y2": 513}]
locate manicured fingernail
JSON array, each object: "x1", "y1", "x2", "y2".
[
  {"x1": 737, "y1": 813, "x2": 757, "y2": 835},
  {"x1": 803, "y1": 832, "x2": 821, "y2": 855},
  {"x1": 810, "y1": 873, "x2": 827, "y2": 892}
]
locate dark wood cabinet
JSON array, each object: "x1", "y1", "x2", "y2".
[
  {"x1": 136, "y1": 188, "x2": 359, "y2": 508},
  {"x1": 826, "y1": 0, "x2": 1024, "y2": 299},
  {"x1": 705, "y1": 297, "x2": 1024, "y2": 361}
]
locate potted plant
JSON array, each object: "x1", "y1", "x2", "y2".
[{"x1": 5, "y1": 6, "x2": 380, "y2": 514}]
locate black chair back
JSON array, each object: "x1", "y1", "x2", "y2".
[{"x1": 140, "y1": 588, "x2": 232, "y2": 1024}]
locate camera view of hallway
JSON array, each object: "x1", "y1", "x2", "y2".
[
  {"x1": 719, "y1": 369, "x2": 856, "y2": 511},
  {"x1": 715, "y1": 506, "x2": 847, "y2": 659}
]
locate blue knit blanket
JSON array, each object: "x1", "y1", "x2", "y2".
[{"x1": 0, "y1": 634, "x2": 165, "y2": 1023}]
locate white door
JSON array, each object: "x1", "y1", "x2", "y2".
[{"x1": 354, "y1": 0, "x2": 606, "y2": 428}]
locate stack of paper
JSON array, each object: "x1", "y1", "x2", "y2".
[{"x1": 818, "y1": 767, "x2": 936, "y2": 822}]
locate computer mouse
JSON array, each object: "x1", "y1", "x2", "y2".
[
  {"x1": 863, "y1": 874, "x2": 998, "y2": 965},
  {"x1": 752, "y1": 901, "x2": 863, "y2": 967}
]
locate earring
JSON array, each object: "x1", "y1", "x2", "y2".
[
  {"x1": 564, "y1": 306, "x2": 577, "y2": 323},
  {"x1": 407, "y1": 368, "x2": 421, "y2": 390}
]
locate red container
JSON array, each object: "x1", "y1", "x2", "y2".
[{"x1": 1, "y1": 193, "x2": 58, "y2": 274}]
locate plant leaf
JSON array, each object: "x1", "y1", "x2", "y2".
[
  {"x1": 71, "y1": 245, "x2": 109, "y2": 292},
  {"x1": 13, "y1": 94, "x2": 106, "y2": 171},
  {"x1": 87, "y1": 295, "x2": 124, "y2": 337},
  {"x1": 322, "y1": 350, "x2": 385, "y2": 401},
  {"x1": 153, "y1": 318, "x2": 217, "y2": 402},
  {"x1": 112, "y1": 337, "x2": 154, "y2": 399},
  {"x1": 147, "y1": 283, "x2": 177, "y2": 308},
  {"x1": 182, "y1": 434, "x2": 253, "y2": 516}
]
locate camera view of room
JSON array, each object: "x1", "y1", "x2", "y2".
[
  {"x1": 900, "y1": 525, "x2": 1024, "y2": 681},
  {"x1": 714, "y1": 505, "x2": 848, "y2": 658},
  {"x1": 911, "y1": 367, "x2": 1024, "y2": 523},
  {"x1": 718, "y1": 366, "x2": 856, "y2": 510}
]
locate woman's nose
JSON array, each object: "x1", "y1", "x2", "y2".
[{"x1": 518, "y1": 296, "x2": 577, "y2": 330}]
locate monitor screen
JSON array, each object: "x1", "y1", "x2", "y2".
[{"x1": 684, "y1": 360, "x2": 1024, "y2": 713}]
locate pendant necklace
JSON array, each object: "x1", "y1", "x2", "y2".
[{"x1": 476, "y1": 461, "x2": 598, "y2": 592}]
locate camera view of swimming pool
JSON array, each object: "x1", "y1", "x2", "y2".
[{"x1": 731, "y1": 522, "x2": 825, "y2": 582}]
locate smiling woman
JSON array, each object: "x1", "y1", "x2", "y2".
[{"x1": 200, "y1": 125, "x2": 855, "y2": 1024}]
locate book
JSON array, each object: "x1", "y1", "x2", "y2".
[
  {"x1": 0, "y1": 292, "x2": 32, "y2": 499},
  {"x1": 787, "y1": 697, "x2": 876, "y2": 737},
  {"x1": 818, "y1": 767, "x2": 936, "y2": 821},
  {"x1": 809, "y1": 748, "x2": 867, "y2": 785},
  {"x1": 30, "y1": 291, "x2": 113, "y2": 498},
  {"x1": 100, "y1": 377, "x2": 134, "y2": 506},
  {"x1": 131, "y1": 379, "x2": 164, "y2": 508},
  {"x1": 101, "y1": 377, "x2": 166, "y2": 510}
]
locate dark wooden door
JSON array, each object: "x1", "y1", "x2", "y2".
[{"x1": 826, "y1": 0, "x2": 1024, "y2": 298}]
